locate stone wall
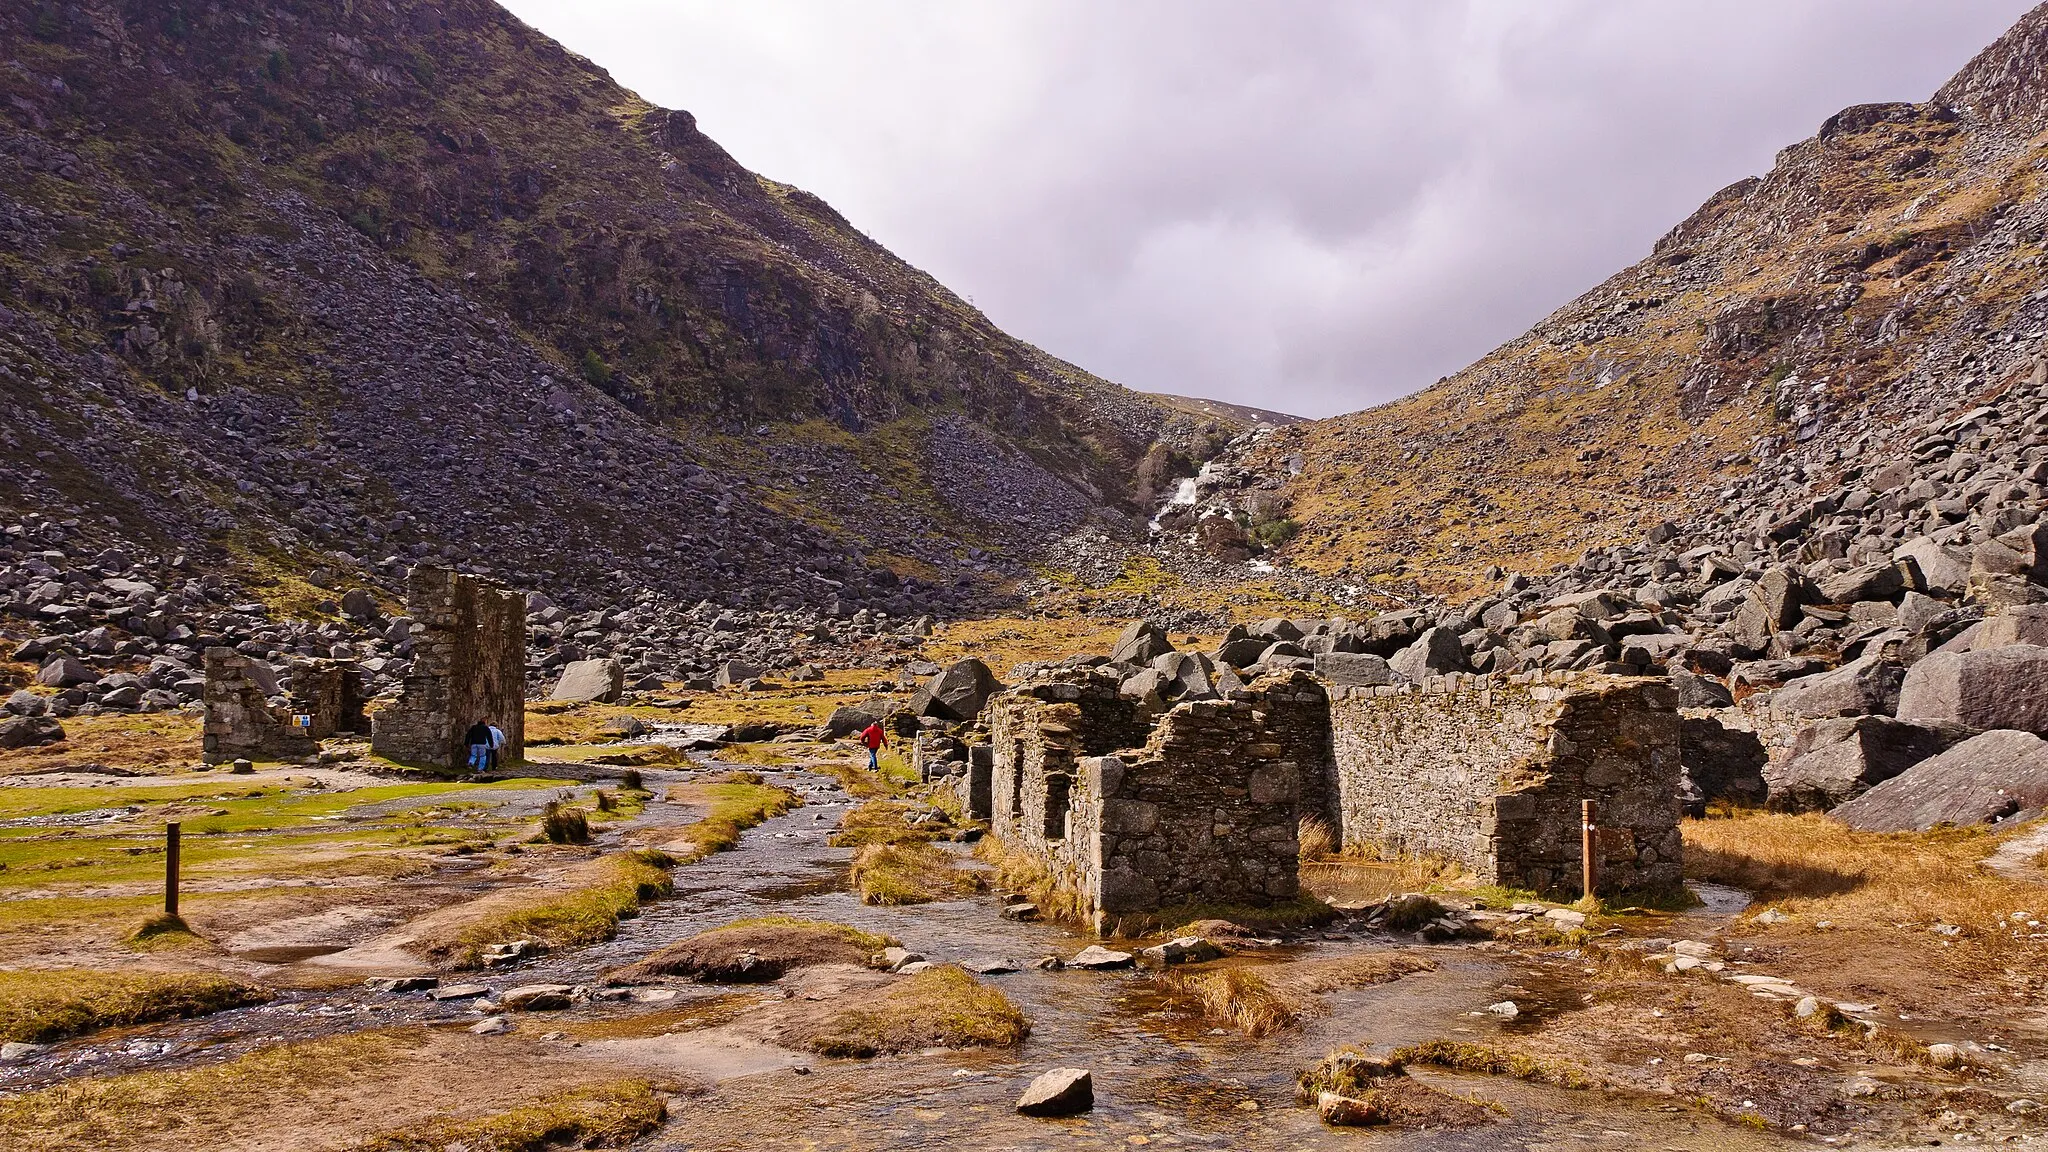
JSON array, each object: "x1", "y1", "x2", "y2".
[
  {"x1": 202, "y1": 647, "x2": 312, "y2": 764},
  {"x1": 1328, "y1": 672, "x2": 1683, "y2": 896},
  {"x1": 370, "y1": 566, "x2": 527, "y2": 770},
  {"x1": 986, "y1": 670, "x2": 1320, "y2": 930},
  {"x1": 288, "y1": 658, "x2": 367, "y2": 739}
]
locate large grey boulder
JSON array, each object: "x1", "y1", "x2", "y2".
[
  {"x1": 915, "y1": 658, "x2": 1003, "y2": 722},
  {"x1": 823, "y1": 705, "x2": 879, "y2": 739},
  {"x1": 1389, "y1": 627, "x2": 1467, "y2": 680},
  {"x1": 1767, "y1": 651, "x2": 1904, "y2": 719},
  {"x1": 1896, "y1": 644, "x2": 2048, "y2": 735},
  {"x1": 1831, "y1": 730, "x2": 2048, "y2": 832},
  {"x1": 1118, "y1": 669, "x2": 1169, "y2": 709},
  {"x1": 1894, "y1": 537, "x2": 1971, "y2": 595},
  {"x1": 1313, "y1": 651, "x2": 1401, "y2": 688},
  {"x1": 1817, "y1": 562, "x2": 1905, "y2": 605},
  {"x1": 1767, "y1": 716, "x2": 1969, "y2": 812},
  {"x1": 550, "y1": 658, "x2": 625, "y2": 703},
  {"x1": 1734, "y1": 566, "x2": 1813, "y2": 646},
  {"x1": 35, "y1": 656, "x2": 96, "y2": 688},
  {"x1": 339, "y1": 588, "x2": 380, "y2": 622},
  {"x1": 712, "y1": 660, "x2": 762, "y2": 689},
  {"x1": 0, "y1": 716, "x2": 64, "y2": 749},
  {"x1": 1973, "y1": 605, "x2": 2048, "y2": 651},
  {"x1": 1968, "y1": 523, "x2": 2048, "y2": 608},
  {"x1": 1155, "y1": 652, "x2": 1219, "y2": 701},
  {"x1": 1669, "y1": 669, "x2": 1733, "y2": 708},
  {"x1": 1215, "y1": 637, "x2": 1270, "y2": 668},
  {"x1": 1678, "y1": 716, "x2": 1766, "y2": 816},
  {"x1": 1249, "y1": 617, "x2": 1304, "y2": 642},
  {"x1": 1109, "y1": 620, "x2": 1173, "y2": 666}
]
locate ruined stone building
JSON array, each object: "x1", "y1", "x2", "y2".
[
  {"x1": 370, "y1": 566, "x2": 527, "y2": 770},
  {"x1": 202, "y1": 650, "x2": 367, "y2": 764},
  {"x1": 980, "y1": 668, "x2": 1682, "y2": 929}
]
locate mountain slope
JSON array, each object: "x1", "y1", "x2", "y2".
[
  {"x1": 1183, "y1": 3, "x2": 2048, "y2": 601},
  {"x1": 0, "y1": 0, "x2": 1225, "y2": 613}
]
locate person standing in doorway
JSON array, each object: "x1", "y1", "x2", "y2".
[
  {"x1": 486, "y1": 721, "x2": 506, "y2": 772},
  {"x1": 464, "y1": 719, "x2": 492, "y2": 775},
  {"x1": 859, "y1": 720, "x2": 887, "y2": 774}
]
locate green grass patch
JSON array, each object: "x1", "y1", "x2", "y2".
[
  {"x1": 361, "y1": 1078, "x2": 666, "y2": 1152},
  {"x1": 667, "y1": 775, "x2": 801, "y2": 857},
  {"x1": 785, "y1": 964, "x2": 1028, "y2": 1057},
  {"x1": 0, "y1": 968, "x2": 267, "y2": 1043},
  {"x1": 443, "y1": 849, "x2": 677, "y2": 969}
]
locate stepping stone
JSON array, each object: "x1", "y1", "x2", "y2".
[
  {"x1": 501, "y1": 984, "x2": 575, "y2": 1011},
  {"x1": 429, "y1": 983, "x2": 489, "y2": 1001},
  {"x1": 1016, "y1": 1067, "x2": 1093, "y2": 1117},
  {"x1": 1067, "y1": 945, "x2": 1134, "y2": 970},
  {"x1": 964, "y1": 958, "x2": 1020, "y2": 975},
  {"x1": 365, "y1": 976, "x2": 438, "y2": 993}
]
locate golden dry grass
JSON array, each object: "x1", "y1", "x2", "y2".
[
  {"x1": 1683, "y1": 812, "x2": 2048, "y2": 960},
  {"x1": 361, "y1": 1079, "x2": 666, "y2": 1151},
  {"x1": 0, "y1": 968, "x2": 266, "y2": 1043},
  {"x1": 608, "y1": 917, "x2": 896, "y2": 984},
  {"x1": 784, "y1": 964, "x2": 1028, "y2": 1057},
  {"x1": 1298, "y1": 814, "x2": 1336, "y2": 861},
  {"x1": 850, "y1": 842, "x2": 979, "y2": 905},
  {"x1": 439, "y1": 849, "x2": 676, "y2": 968},
  {"x1": 1387, "y1": 1039, "x2": 1598, "y2": 1089},
  {"x1": 0, "y1": 1031, "x2": 418, "y2": 1151},
  {"x1": 663, "y1": 774, "x2": 802, "y2": 856},
  {"x1": 1164, "y1": 954, "x2": 1434, "y2": 1037},
  {"x1": 829, "y1": 798, "x2": 947, "y2": 847}
]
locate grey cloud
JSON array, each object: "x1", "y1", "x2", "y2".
[{"x1": 502, "y1": 0, "x2": 2035, "y2": 417}]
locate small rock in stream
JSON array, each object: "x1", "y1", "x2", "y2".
[
  {"x1": 365, "y1": 975, "x2": 438, "y2": 993},
  {"x1": 0, "y1": 1042, "x2": 51, "y2": 1061},
  {"x1": 1016, "y1": 1067, "x2": 1094, "y2": 1116},
  {"x1": 429, "y1": 983, "x2": 490, "y2": 1001},
  {"x1": 501, "y1": 984, "x2": 576, "y2": 1011},
  {"x1": 1067, "y1": 945, "x2": 1134, "y2": 970}
]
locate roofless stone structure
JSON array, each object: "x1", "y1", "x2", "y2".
[{"x1": 370, "y1": 566, "x2": 526, "y2": 771}]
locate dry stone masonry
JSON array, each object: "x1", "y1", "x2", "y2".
[
  {"x1": 983, "y1": 661, "x2": 1682, "y2": 928},
  {"x1": 1328, "y1": 673, "x2": 1684, "y2": 894},
  {"x1": 370, "y1": 567, "x2": 527, "y2": 770}
]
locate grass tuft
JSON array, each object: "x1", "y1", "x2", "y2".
[
  {"x1": 124, "y1": 914, "x2": 206, "y2": 951},
  {"x1": 608, "y1": 917, "x2": 896, "y2": 984},
  {"x1": 444, "y1": 850, "x2": 675, "y2": 968},
  {"x1": 1166, "y1": 954, "x2": 1434, "y2": 1037},
  {"x1": 361, "y1": 1078, "x2": 666, "y2": 1151},
  {"x1": 850, "y1": 842, "x2": 979, "y2": 905},
  {"x1": 1387, "y1": 1039, "x2": 1597, "y2": 1089},
  {"x1": 786, "y1": 964, "x2": 1028, "y2": 1057},
  {"x1": 0, "y1": 969, "x2": 267, "y2": 1044},
  {"x1": 666, "y1": 776, "x2": 801, "y2": 856}
]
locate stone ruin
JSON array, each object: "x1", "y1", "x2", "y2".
[
  {"x1": 202, "y1": 649, "x2": 367, "y2": 765},
  {"x1": 370, "y1": 566, "x2": 527, "y2": 770},
  {"x1": 977, "y1": 667, "x2": 1682, "y2": 929}
]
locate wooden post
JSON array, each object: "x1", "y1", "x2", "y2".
[
  {"x1": 1580, "y1": 800, "x2": 1598, "y2": 901},
  {"x1": 165, "y1": 821, "x2": 181, "y2": 918}
]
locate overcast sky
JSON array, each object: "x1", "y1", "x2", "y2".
[{"x1": 500, "y1": 1, "x2": 2035, "y2": 419}]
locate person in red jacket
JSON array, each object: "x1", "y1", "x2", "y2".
[{"x1": 859, "y1": 721, "x2": 887, "y2": 773}]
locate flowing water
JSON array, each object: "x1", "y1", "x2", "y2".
[{"x1": 1, "y1": 764, "x2": 1787, "y2": 1148}]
